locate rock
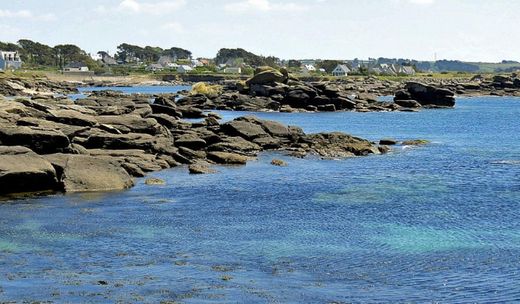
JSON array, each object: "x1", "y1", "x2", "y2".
[
  {"x1": 154, "y1": 96, "x2": 177, "y2": 108},
  {"x1": 0, "y1": 145, "x2": 35, "y2": 155},
  {"x1": 178, "y1": 106, "x2": 206, "y2": 118},
  {"x1": 0, "y1": 154, "x2": 59, "y2": 195},
  {"x1": 402, "y1": 139, "x2": 430, "y2": 145},
  {"x1": 148, "y1": 113, "x2": 179, "y2": 129},
  {"x1": 394, "y1": 99, "x2": 422, "y2": 108},
  {"x1": 0, "y1": 126, "x2": 70, "y2": 154},
  {"x1": 83, "y1": 130, "x2": 174, "y2": 155},
  {"x1": 379, "y1": 138, "x2": 398, "y2": 145},
  {"x1": 332, "y1": 97, "x2": 356, "y2": 110},
  {"x1": 271, "y1": 159, "x2": 287, "y2": 167},
  {"x1": 317, "y1": 104, "x2": 336, "y2": 112},
  {"x1": 96, "y1": 115, "x2": 162, "y2": 135},
  {"x1": 48, "y1": 109, "x2": 97, "y2": 127},
  {"x1": 246, "y1": 69, "x2": 287, "y2": 86},
  {"x1": 175, "y1": 134, "x2": 207, "y2": 150},
  {"x1": 399, "y1": 82, "x2": 455, "y2": 107},
  {"x1": 144, "y1": 177, "x2": 166, "y2": 185},
  {"x1": 357, "y1": 93, "x2": 378, "y2": 103},
  {"x1": 44, "y1": 154, "x2": 134, "y2": 193},
  {"x1": 301, "y1": 132, "x2": 380, "y2": 158},
  {"x1": 208, "y1": 136, "x2": 261, "y2": 153},
  {"x1": 221, "y1": 119, "x2": 269, "y2": 140},
  {"x1": 150, "y1": 103, "x2": 182, "y2": 118},
  {"x1": 207, "y1": 151, "x2": 249, "y2": 165},
  {"x1": 189, "y1": 162, "x2": 217, "y2": 174}
]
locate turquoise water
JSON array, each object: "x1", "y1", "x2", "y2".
[{"x1": 0, "y1": 92, "x2": 519, "y2": 302}]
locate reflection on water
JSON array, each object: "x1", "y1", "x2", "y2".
[{"x1": 0, "y1": 96, "x2": 519, "y2": 302}]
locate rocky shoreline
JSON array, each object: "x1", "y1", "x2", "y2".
[
  {"x1": 0, "y1": 87, "x2": 391, "y2": 197},
  {"x1": 1, "y1": 71, "x2": 518, "y2": 197}
]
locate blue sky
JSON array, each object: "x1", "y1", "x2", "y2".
[{"x1": 1, "y1": 0, "x2": 519, "y2": 61}]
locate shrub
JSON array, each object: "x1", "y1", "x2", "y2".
[{"x1": 190, "y1": 82, "x2": 222, "y2": 98}]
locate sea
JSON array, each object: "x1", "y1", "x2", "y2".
[{"x1": 0, "y1": 86, "x2": 519, "y2": 303}]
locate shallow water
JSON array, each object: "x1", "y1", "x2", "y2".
[
  {"x1": 1, "y1": 94, "x2": 519, "y2": 303},
  {"x1": 69, "y1": 85, "x2": 192, "y2": 100}
]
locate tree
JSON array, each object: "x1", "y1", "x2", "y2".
[
  {"x1": 287, "y1": 60, "x2": 302, "y2": 68},
  {"x1": 317, "y1": 60, "x2": 343, "y2": 73},
  {"x1": 17, "y1": 39, "x2": 55, "y2": 66}
]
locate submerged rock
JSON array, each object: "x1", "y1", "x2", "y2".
[
  {"x1": 144, "y1": 177, "x2": 166, "y2": 185},
  {"x1": 189, "y1": 162, "x2": 217, "y2": 174},
  {"x1": 271, "y1": 159, "x2": 288, "y2": 167},
  {"x1": 207, "y1": 151, "x2": 249, "y2": 165}
]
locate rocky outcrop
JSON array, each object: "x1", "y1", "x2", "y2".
[
  {"x1": 395, "y1": 82, "x2": 456, "y2": 108},
  {"x1": 178, "y1": 71, "x2": 409, "y2": 113},
  {"x1": 44, "y1": 154, "x2": 134, "y2": 193},
  {"x1": 0, "y1": 77, "x2": 391, "y2": 197},
  {"x1": 0, "y1": 153, "x2": 60, "y2": 195}
]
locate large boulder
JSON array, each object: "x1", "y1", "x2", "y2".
[
  {"x1": 96, "y1": 115, "x2": 162, "y2": 135},
  {"x1": 207, "y1": 151, "x2": 249, "y2": 165},
  {"x1": 397, "y1": 82, "x2": 456, "y2": 107},
  {"x1": 44, "y1": 154, "x2": 134, "y2": 193},
  {"x1": 48, "y1": 109, "x2": 98, "y2": 127},
  {"x1": 246, "y1": 68, "x2": 287, "y2": 86},
  {"x1": 221, "y1": 119, "x2": 269, "y2": 140},
  {"x1": 0, "y1": 154, "x2": 60, "y2": 195},
  {"x1": 394, "y1": 99, "x2": 422, "y2": 108},
  {"x1": 0, "y1": 126, "x2": 70, "y2": 154},
  {"x1": 175, "y1": 133, "x2": 207, "y2": 150},
  {"x1": 300, "y1": 132, "x2": 381, "y2": 158}
]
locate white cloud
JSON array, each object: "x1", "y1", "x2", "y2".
[
  {"x1": 118, "y1": 0, "x2": 186, "y2": 14},
  {"x1": 0, "y1": 9, "x2": 33, "y2": 18},
  {"x1": 0, "y1": 9, "x2": 55, "y2": 21},
  {"x1": 161, "y1": 22, "x2": 184, "y2": 33},
  {"x1": 408, "y1": 0, "x2": 435, "y2": 4},
  {"x1": 224, "y1": 0, "x2": 308, "y2": 13}
]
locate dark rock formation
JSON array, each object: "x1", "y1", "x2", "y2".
[
  {"x1": 395, "y1": 82, "x2": 456, "y2": 107},
  {"x1": 0, "y1": 76, "x2": 392, "y2": 197}
]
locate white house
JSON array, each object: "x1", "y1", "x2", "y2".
[
  {"x1": 145, "y1": 63, "x2": 164, "y2": 72},
  {"x1": 224, "y1": 67, "x2": 242, "y2": 74},
  {"x1": 332, "y1": 64, "x2": 351, "y2": 77},
  {"x1": 191, "y1": 59, "x2": 203, "y2": 67},
  {"x1": 177, "y1": 65, "x2": 193, "y2": 74},
  {"x1": 0, "y1": 51, "x2": 22, "y2": 70},
  {"x1": 301, "y1": 64, "x2": 316, "y2": 75},
  {"x1": 401, "y1": 66, "x2": 416, "y2": 76},
  {"x1": 63, "y1": 62, "x2": 89, "y2": 72}
]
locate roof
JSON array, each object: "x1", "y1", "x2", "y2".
[
  {"x1": 178, "y1": 65, "x2": 193, "y2": 70},
  {"x1": 333, "y1": 65, "x2": 351, "y2": 73},
  {"x1": 65, "y1": 62, "x2": 87, "y2": 68}
]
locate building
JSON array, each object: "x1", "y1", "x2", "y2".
[
  {"x1": 223, "y1": 67, "x2": 242, "y2": 74},
  {"x1": 0, "y1": 51, "x2": 22, "y2": 70},
  {"x1": 177, "y1": 65, "x2": 193, "y2": 74},
  {"x1": 301, "y1": 64, "x2": 316, "y2": 75},
  {"x1": 401, "y1": 66, "x2": 416, "y2": 76},
  {"x1": 332, "y1": 64, "x2": 351, "y2": 77},
  {"x1": 145, "y1": 63, "x2": 164, "y2": 72},
  {"x1": 63, "y1": 62, "x2": 89, "y2": 72}
]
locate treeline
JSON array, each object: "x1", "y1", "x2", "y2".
[
  {"x1": 0, "y1": 39, "x2": 96, "y2": 69},
  {"x1": 115, "y1": 43, "x2": 192, "y2": 63},
  {"x1": 0, "y1": 39, "x2": 193, "y2": 68},
  {"x1": 215, "y1": 48, "x2": 280, "y2": 67}
]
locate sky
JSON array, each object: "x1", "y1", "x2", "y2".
[{"x1": 1, "y1": 0, "x2": 519, "y2": 62}]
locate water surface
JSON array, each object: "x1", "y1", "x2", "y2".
[{"x1": 0, "y1": 95, "x2": 519, "y2": 303}]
